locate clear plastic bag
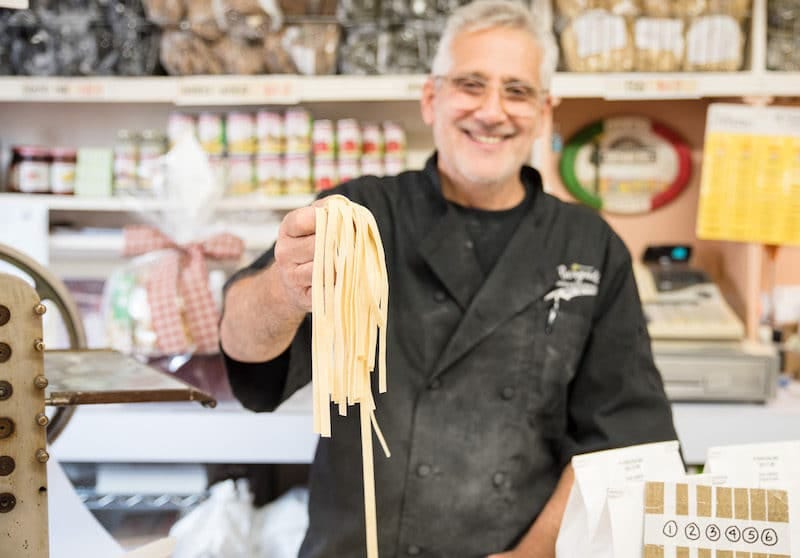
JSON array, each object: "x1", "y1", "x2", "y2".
[
  {"x1": 102, "y1": 134, "x2": 241, "y2": 359},
  {"x1": 160, "y1": 30, "x2": 224, "y2": 75},
  {"x1": 170, "y1": 480, "x2": 254, "y2": 558},
  {"x1": 0, "y1": 0, "x2": 159, "y2": 76}
]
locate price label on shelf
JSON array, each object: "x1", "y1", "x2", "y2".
[
  {"x1": 68, "y1": 79, "x2": 107, "y2": 99},
  {"x1": 643, "y1": 481, "x2": 792, "y2": 557},
  {"x1": 605, "y1": 77, "x2": 700, "y2": 99},
  {"x1": 10, "y1": 78, "x2": 107, "y2": 101},
  {"x1": 176, "y1": 77, "x2": 299, "y2": 105},
  {"x1": 405, "y1": 79, "x2": 424, "y2": 96}
]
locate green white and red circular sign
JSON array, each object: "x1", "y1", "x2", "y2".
[{"x1": 559, "y1": 116, "x2": 692, "y2": 214}]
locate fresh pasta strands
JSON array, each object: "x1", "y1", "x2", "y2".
[{"x1": 311, "y1": 194, "x2": 390, "y2": 558}]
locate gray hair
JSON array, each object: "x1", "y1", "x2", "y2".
[{"x1": 430, "y1": 0, "x2": 558, "y2": 90}]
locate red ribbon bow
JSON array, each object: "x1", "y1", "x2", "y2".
[{"x1": 123, "y1": 225, "x2": 245, "y2": 355}]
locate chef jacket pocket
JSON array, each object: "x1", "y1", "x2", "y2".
[{"x1": 526, "y1": 306, "x2": 591, "y2": 438}]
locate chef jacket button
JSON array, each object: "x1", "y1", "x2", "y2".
[
  {"x1": 433, "y1": 290, "x2": 447, "y2": 302},
  {"x1": 464, "y1": 240, "x2": 474, "y2": 250},
  {"x1": 493, "y1": 472, "x2": 506, "y2": 487},
  {"x1": 407, "y1": 545, "x2": 421, "y2": 556},
  {"x1": 428, "y1": 378, "x2": 441, "y2": 390},
  {"x1": 416, "y1": 464, "x2": 432, "y2": 477},
  {"x1": 501, "y1": 386, "x2": 516, "y2": 400}
]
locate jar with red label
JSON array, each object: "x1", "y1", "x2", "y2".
[
  {"x1": 50, "y1": 147, "x2": 77, "y2": 195},
  {"x1": 8, "y1": 146, "x2": 52, "y2": 193}
]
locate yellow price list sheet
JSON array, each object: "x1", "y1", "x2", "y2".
[{"x1": 697, "y1": 104, "x2": 800, "y2": 247}]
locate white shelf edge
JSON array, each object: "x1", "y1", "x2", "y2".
[
  {"x1": 49, "y1": 230, "x2": 276, "y2": 255},
  {"x1": 2, "y1": 72, "x2": 798, "y2": 104},
  {"x1": 1, "y1": 192, "x2": 315, "y2": 212}
]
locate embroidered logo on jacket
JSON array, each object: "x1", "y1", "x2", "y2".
[{"x1": 545, "y1": 263, "x2": 601, "y2": 302}]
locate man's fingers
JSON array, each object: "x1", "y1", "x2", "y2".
[
  {"x1": 292, "y1": 260, "x2": 314, "y2": 288},
  {"x1": 281, "y1": 206, "x2": 318, "y2": 238},
  {"x1": 275, "y1": 234, "x2": 316, "y2": 265}
]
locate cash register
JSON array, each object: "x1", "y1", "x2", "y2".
[{"x1": 634, "y1": 245, "x2": 778, "y2": 403}]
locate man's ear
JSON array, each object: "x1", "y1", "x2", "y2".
[
  {"x1": 534, "y1": 97, "x2": 553, "y2": 139},
  {"x1": 420, "y1": 77, "x2": 436, "y2": 126}
]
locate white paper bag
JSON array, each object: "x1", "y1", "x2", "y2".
[
  {"x1": 555, "y1": 440, "x2": 685, "y2": 558},
  {"x1": 704, "y1": 440, "x2": 800, "y2": 557}
]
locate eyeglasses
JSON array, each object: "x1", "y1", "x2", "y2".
[{"x1": 434, "y1": 74, "x2": 548, "y2": 118}]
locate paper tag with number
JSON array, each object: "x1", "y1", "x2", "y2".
[{"x1": 643, "y1": 481, "x2": 791, "y2": 557}]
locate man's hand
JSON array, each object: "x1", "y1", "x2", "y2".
[
  {"x1": 273, "y1": 204, "x2": 319, "y2": 312},
  {"x1": 219, "y1": 201, "x2": 325, "y2": 362},
  {"x1": 487, "y1": 551, "x2": 525, "y2": 558}
]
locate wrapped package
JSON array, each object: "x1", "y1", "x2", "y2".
[
  {"x1": 278, "y1": 0, "x2": 338, "y2": 16},
  {"x1": 683, "y1": 14, "x2": 744, "y2": 71},
  {"x1": 279, "y1": 22, "x2": 340, "y2": 75},
  {"x1": 213, "y1": 35, "x2": 266, "y2": 74},
  {"x1": 381, "y1": 20, "x2": 441, "y2": 73},
  {"x1": 103, "y1": 135, "x2": 244, "y2": 358},
  {"x1": 217, "y1": 0, "x2": 277, "y2": 39},
  {"x1": 561, "y1": 10, "x2": 635, "y2": 72},
  {"x1": 706, "y1": 0, "x2": 751, "y2": 18},
  {"x1": 642, "y1": 0, "x2": 750, "y2": 17},
  {"x1": 633, "y1": 17, "x2": 685, "y2": 71},
  {"x1": 338, "y1": 0, "x2": 380, "y2": 23},
  {"x1": 142, "y1": 0, "x2": 185, "y2": 27},
  {"x1": 263, "y1": 28, "x2": 298, "y2": 73},
  {"x1": 556, "y1": 0, "x2": 608, "y2": 19},
  {"x1": 160, "y1": 30, "x2": 224, "y2": 75},
  {"x1": 641, "y1": 0, "x2": 707, "y2": 17},
  {"x1": 767, "y1": 0, "x2": 800, "y2": 71},
  {"x1": 188, "y1": 0, "x2": 225, "y2": 40},
  {"x1": 556, "y1": 0, "x2": 640, "y2": 18},
  {"x1": 339, "y1": 23, "x2": 382, "y2": 74}
]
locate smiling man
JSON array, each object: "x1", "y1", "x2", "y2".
[{"x1": 220, "y1": 1, "x2": 678, "y2": 557}]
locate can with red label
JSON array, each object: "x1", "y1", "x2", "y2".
[
  {"x1": 312, "y1": 120, "x2": 336, "y2": 159},
  {"x1": 313, "y1": 158, "x2": 338, "y2": 191},
  {"x1": 361, "y1": 122, "x2": 384, "y2": 159},
  {"x1": 383, "y1": 121, "x2": 406, "y2": 155},
  {"x1": 337, "y1": 119, "x2": 362, "y2": 159}
]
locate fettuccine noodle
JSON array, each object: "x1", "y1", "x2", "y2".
[{"x1": 311, "y1": 195, "x2": 390, "y2": 558}]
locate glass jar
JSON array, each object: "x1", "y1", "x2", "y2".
[
  {"x1": 138, "y1": 129, "x2": 167, "y2": 191},
  {"x1": 114, "y1": 129, "x2": 140, "y2": 194},
  {"x1": 50, "y1": 147, "x2": 77, "y2": 195},
  {"x1": 8, "y1": 146, "x2": 52, "y2": 193}
]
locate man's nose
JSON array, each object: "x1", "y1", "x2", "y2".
[{"x1": 472, "y1": 85, "x2": 507, "y2": 123}]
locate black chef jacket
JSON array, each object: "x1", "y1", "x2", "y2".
[{"x1": 223, "y1": 154, "x2": 678, "y2": 558}]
